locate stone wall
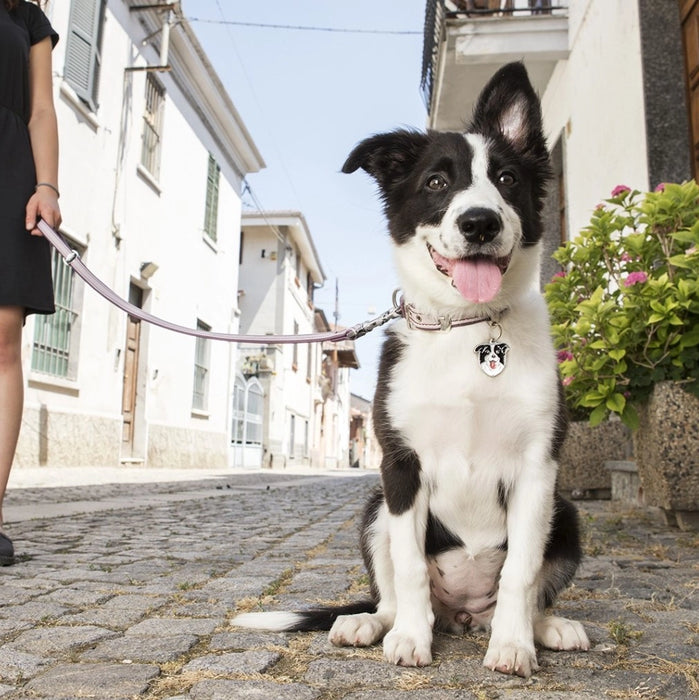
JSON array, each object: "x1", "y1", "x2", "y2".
[
  {"x1": 14, "y1": 407, "x2": 122, "y2": 468},
  {"x1": 147, "y1": 424, "x2": 228, "y2": 469},
  {"x1": 558, "y1": 420, "x2": 632, "y2": 497}
]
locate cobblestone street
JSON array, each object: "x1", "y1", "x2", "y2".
[{"x1": 1, "y1": 470, "x2": 697, "y2": 699}]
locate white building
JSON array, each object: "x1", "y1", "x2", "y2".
[
  {"x1": 235, "y1": 212, "x2": 359, "y2": 469},
  {"x1": 320, "y1": 331, "x2": 359, "y2": 470},
  {"x1": 14, "y1": 0, "x2": 264, "y2": 470},
  {"x1": 422, "y1": 0, "x2": 692, "y2": 281},
  {"x1": 236, "y1": 212, "x2": 326, "y2": 469}
]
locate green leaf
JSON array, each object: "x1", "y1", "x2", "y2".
[
  {"x1": 668, "y1": 255, "x2": 694, "y2": 269},
  {"x1": 671, "y1": 229, "x2": 699, "y2": 245},
  {"x1": 621, "y1": 404, "x2": 640, "y2": 430},
  {"x1": 606, "y1": 393, "x2": 627, "y2": 414},
  {"x1": 579, "y1": 392, "x2": 605, "y2": 407},
  {"x1": 608, "y1": 348, "x2": 626, "y2": 360},
  {"x1": 680, "y1": 326, "x2": 699, "y2": 348},
  {"x1": 589, "y1": 404, "x2": 608, "y2": 427}
]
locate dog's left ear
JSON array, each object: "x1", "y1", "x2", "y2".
[
  {"x1": 342, "y1": 130, "x2": 429, "y2": 195},
  {"x1": 470, "y1": 61, "x2": 545, "y2": 154}
]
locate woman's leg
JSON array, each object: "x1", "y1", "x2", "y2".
[{"x1": 0, "y1": 306, "x2": 24, "y2": 526}]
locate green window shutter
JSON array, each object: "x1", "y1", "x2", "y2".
[
  {"x1": 64, "y1": 0, "x2": 106, "y2": 111},
  {"x1": 204, "y1": 154, "x2": 220, "y2": 242},
  {"x1": 141, "y1": 74, "x2": 165, "y2": 178}
]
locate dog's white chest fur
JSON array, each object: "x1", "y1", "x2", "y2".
[{"x1": 386, "y1": 293, "x2": 558, "y2": 553}]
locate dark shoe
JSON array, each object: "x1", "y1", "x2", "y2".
[{"x1": 0, "y1": 532, "x2": 15, "y2": 566}]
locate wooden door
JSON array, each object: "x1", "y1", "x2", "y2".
[
  {"x1": 681, "y1": 0, "x2": 699, "y2": 179},
  {"x1": 122, "y1": 285, "x2": 143, "y2": 446}
]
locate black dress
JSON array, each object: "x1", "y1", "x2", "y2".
[{"x1": 0, "y1": 1, "x2": 58, "y2": 315}]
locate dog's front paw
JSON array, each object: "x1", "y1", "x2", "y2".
[
  {"x1": 383, "y1": 626, "x2": 432, "y2": 667},
  {"x1": 534, "y1": 615, "x2": 590, "y2": 651},
  {"x1": 483, "y1": 640, "x2": 538, "y2": 677},
  {"x1": 329, "y1": 613, "x2": 387, "y2": 647}
]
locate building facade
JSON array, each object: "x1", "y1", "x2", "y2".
[
  {"x1": 14, "y1": 0, "x2": 264, "y2": 470},
  {"x1": 236, "y1": 213, "x2": 359, "y2": 470},
  {"x1": 236, "y1": 212, "x2": 325, "y2": 469}
]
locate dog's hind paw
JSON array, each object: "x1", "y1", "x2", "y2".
[
  {"x1": 534, "y1": 615, "x2": 590, "y2": 651},
  {"x1": 329, "y1": 612, "x2": 387, "y2": 647},
  {"x1": 483, "y1": 641, "x2": 538, "y2": 677},
  {"x1": 383, "y1": 627, "x2": 432, "y2": 667}
]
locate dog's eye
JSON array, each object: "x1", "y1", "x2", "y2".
[
  {"x1": 498, "y1": 170, "x2": 517, "y2": 187},
  {"x1": 426, "y1": 175, "x2": 448, "y2": 191}
]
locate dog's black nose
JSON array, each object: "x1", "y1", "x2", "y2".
[{"x1": 457, "y1": 208, "x2": 502, "y2": 244}]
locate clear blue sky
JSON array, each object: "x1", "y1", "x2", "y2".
[{"x1": 186, "y1": 0, "x2": 428, "y2": 399}]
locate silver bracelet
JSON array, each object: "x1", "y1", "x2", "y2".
[{"x1": 35, "y1": 182, "x2": 60, "y2": 198}]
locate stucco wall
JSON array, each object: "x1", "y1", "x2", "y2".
[{"x1": 542, "y1": 0, "x2": 649, "y2": 239}]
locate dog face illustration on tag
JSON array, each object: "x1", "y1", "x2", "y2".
[{"x1": 475, "y1": 341, "x2": 509, "y2": 377}]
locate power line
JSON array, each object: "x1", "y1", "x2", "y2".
[{"x1": 187, "y1": 17, "x2": 421, "y2": 36}]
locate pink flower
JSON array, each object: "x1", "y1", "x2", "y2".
[
  {"x1": 611, "y1": 185, "x2": 631, "y2": 197},
  {"x1": 551, "y1": 271, "x2": 566, "y2": 281},
  {"x1": 654, "y1": 183, "x2": 666, "y2": 192},
  {"x1": 620, "y1": 252, "x2": 633, "y2": 262},
  {"x1": 623, "y1": 271, "x2": 649, "y2": 287},
  {"x1": 557, "y1": 350, "x2": 574, "y2": 363},
  {"x1": 562, "y1": 376, "x2": 574, "y2": 386}
]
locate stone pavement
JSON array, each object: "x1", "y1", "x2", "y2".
[{"x1": 1, "y1": 469, "x2": 698, "y2": 699}]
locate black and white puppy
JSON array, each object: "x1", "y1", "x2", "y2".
[{"x1": 232, "y1": 62, "x2": 589, "y2": 677}]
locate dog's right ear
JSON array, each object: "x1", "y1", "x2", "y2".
[{"x1": 342, "y1": 130, "x2": 428, "y2": 194}]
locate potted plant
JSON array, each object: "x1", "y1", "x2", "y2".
[{"x1": 545, "y1": 182, "x2": 699, "y2": 526}]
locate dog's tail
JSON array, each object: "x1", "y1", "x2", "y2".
[{"x1": 231, "y1": 600, "x2": 375, "y2": 632}]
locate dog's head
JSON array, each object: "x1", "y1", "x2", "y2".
[{"x1": 342, "y1": 62, "x2": 550, "y2": 315}]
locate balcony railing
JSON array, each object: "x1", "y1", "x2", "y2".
[{"x1": 421, "y1": 0, "x2": 569, "y2": 110}]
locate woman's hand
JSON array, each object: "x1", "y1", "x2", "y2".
[{"x1": 26, "y1": 186, "x2": 62, "y2": 236}]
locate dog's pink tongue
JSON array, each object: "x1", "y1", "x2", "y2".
[{"x1": 452, "y1": 258, "x2": 503, "y2": 303}]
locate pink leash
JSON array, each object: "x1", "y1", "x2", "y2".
[{"x1": 37, "y1": 219, "x2": 402, "y2": 345}]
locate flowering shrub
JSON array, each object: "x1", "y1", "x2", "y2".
[{"x1": 545, "y1": 181, "x2": 699, "y2": 428}]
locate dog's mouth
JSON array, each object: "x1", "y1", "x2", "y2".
[{"x1": 427, "y1": 243, "x2": 511, "y2": 304}]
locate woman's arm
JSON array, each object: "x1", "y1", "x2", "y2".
[{"x1": 25, "y1": 35, "x2": 61, "y2": 236}]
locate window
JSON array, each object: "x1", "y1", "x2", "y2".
[
  {"x1": 295, "y1": 245, "x2": 301, "y2": 281},
  {"x1": 64, "y1": 0, "x2": 106, "y2": 111},
  {"x1": 203, "y1": 154, "x2": 220, "y2": 242},
  {"x1": 231, "y1": 376, "x2": 264, "y2": 445},
  {"x1": 32, "y1": 243, "x2": 82, "y2": 378},
  {"x1": 141, "y1": 74, "x2": 165, "y2": 179},
  {"x1": 192, "y1": 320, "x2": 211, "y2": 411},
  {"x1": 289, "y1": 414, "x2": 296, "y2": 458},
  {"x1": 231, "y1": 377, "x2": 245, "y2": 443},
  {"x1": 306, "y1": 341, "x2": 313, "y2": 382},
  {"x1": 292, "y1": 321, "x2": 299, "y2": 370},
  {"x1": 306, "y1": 271, "x2": 314, "y2": 303},
  {"x1": 246, "y1": 382, "x2": 264, "y2": 444}
]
